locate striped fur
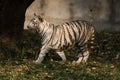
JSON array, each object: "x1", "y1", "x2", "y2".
[{"x1": 27, "y1": 13, "x2": 95, "y2": 65}]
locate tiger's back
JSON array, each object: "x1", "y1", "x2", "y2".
[{"x1": 50, "y1": 20, "x2": 94, "y2": 50}]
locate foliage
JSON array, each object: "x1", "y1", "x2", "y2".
[{"x1": 0, "y1": 30, "x2": 120, "y2": 80}]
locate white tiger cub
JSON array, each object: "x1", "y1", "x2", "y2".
[{"x1": 27, "y1": 13, "x2": 95, "y2": 65}]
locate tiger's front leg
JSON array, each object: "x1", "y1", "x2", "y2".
[
  {"x1": 35, "y1": 47, "x2": 50, "y2": 64},
  {"x1": 57, "y1": 51, "x2": 67, "y2": 63}
]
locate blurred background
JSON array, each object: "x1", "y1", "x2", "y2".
[
  {"x1": 0, "y1": 0, "x2": 120, "y2": 45},
  {"x1": 0, "y1": 0, "x2": 120, "y2": 60},
  {"x1": 0, "y1": 0, "x2": 120, "y2": 46},
  {"x1": 24, "y1": 0, "x2": 120, "y2": 31},
  {"x1": 0, "y1": 1, "x2": 120, "y2": 79},
  {"x1": 0, "y1": 0, "x2": 34, "y2": 46}
]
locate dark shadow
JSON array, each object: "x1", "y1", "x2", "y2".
[{"x1": 0, "y1": 0, "x2": 34, "y2": 46}]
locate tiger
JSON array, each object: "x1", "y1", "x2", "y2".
[{"x1": 27, "y1": 13, "x2": 95, "y2": 65}]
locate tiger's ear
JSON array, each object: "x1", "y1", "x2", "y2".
[
  {"x1": 38, "y1": 15, "x2": 43, "y2": 22},
  {"x1": 34, "y1": 13, "x2": 37, "y2": 16}
]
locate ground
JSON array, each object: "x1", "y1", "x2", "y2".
[{"x1": 0, "y1": 31, "x2": 120, "y2": 80}]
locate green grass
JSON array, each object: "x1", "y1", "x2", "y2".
[
  {"x1": 0, "y1": 31, "x2": 120, "y2": 80},
  {"x1": 0, "y1": 59, "x2": 120, "y2": 80}
]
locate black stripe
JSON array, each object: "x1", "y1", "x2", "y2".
[
  {"x1": 42, "y1": 24, "x2": 55, "y2": 48},
  {"x1": 50, "y1": 25, "x2": 56, "y2": 43},
  {"x1": 65, "y1": 23, "x2": 72, "y2": 46},
  {"x1": 76, "y1": 20, "x2": 83, "y2": 29},
  {"x1": 52, "y1": 26, "x2": 62, "y2": 49},
  {"x1": 74, "y1": 21, "x2": 81, "y2": 39},
  {"x1": 81, "y1": 21, "x2": 87, "y2": 45},
  {"x1": 40, "y1": 26, "x2": 44, "y2": 34},
  {"x1": 58, "y1": 26, "x2": 63, "y2": 49},
  {"x1": 41, "y1": 23, "x2": 48, "y2": 38},
  {"x1": 65, "y1": 23, "x2": 73, "y2": 43},
  {"x1": 80, "y1": 44, "x2": 88, "y2": 53},
  {"x1": 58, "y1": 30, "x2": 63, "y2": 49},
  {"x1": 73, "y1": 21, "x2": 78, "y2": 26},
  {"x1": 66, "y1": 22, "x2": 76, "y2": 40},
  {"x1": 62, "y1": 25, "x2": 67, "y2": 46},
  {"x1": 76, "y1": 20, "x2": 83, "y2": 41},
  {"x1": 59, "y1": 25, "x2": 65, "y2": 47},
  {"x1": 71, "y1": 22, "x2": 77, "y2": 43},
  {"x1": 65, "y1": 22, "x2": 69, "y2": 26},
  {"x1": 77, "y1": 21, "x2": 85, "y2": 46}
]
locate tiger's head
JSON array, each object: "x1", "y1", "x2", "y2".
[{"x1": 27, "y1": 13, "x2": 43, "y2": 31}]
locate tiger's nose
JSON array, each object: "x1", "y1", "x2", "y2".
[{"x1": 27, "y1": 26, "x2": 30, "y2": 29}]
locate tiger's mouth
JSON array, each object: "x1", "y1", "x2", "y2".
[
  {"x1": 27, "y1": 26, "x2": 34, "y2": 29},
  {"x1": 27, "y1": 26, "x2": 38, "y2": 33}
]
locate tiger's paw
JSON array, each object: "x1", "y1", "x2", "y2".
[
  {"x1": 72, "y1": 61, "x2": 80, "y2": 66},
  {"x1": 33, "y1": 60, "x2": 41, "y2": 64}
]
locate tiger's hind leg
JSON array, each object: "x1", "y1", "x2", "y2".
[
  {"x1": 72, "y1": 44, "x2": 89, "y2": 65},
  {"x1": 82, "y1": 50, "x2": 89, "y2": 63}
]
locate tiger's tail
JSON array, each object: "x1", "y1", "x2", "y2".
[{"x1": 88, "y1": 27, "x2": 96, "y2": 53}]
